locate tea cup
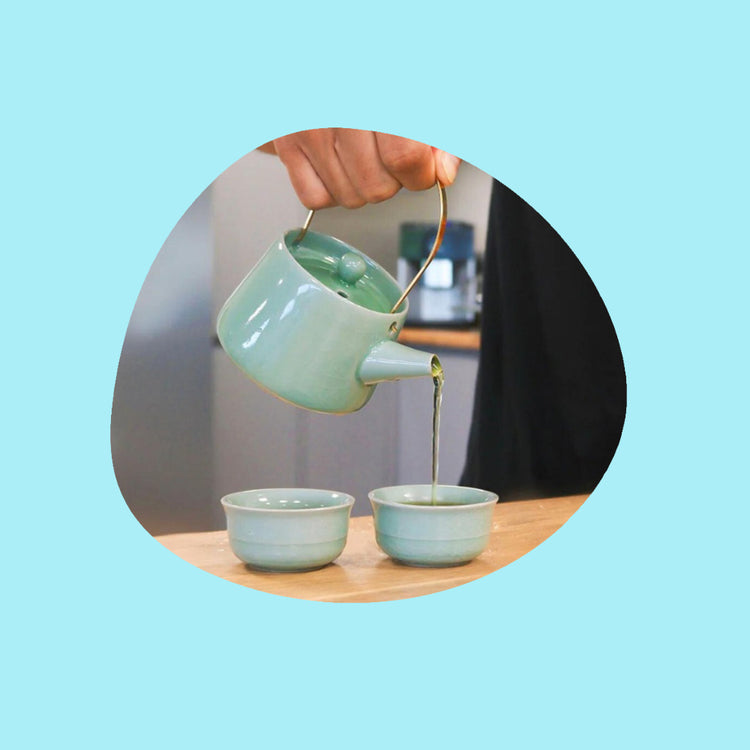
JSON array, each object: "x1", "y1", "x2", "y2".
[
  {"x1": 369, "y1": 484, "x2": 498, "y2": 567},
  {"x1": 221, "y1": 488, "x2": 355, "y2": 572}
]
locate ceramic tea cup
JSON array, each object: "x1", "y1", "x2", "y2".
[
  {"x1": 221, "y1": 488, "x2": 355, "y2": 572},
  {"x1": 369, "y1": 484, "x2": 498, "y2": 567}
]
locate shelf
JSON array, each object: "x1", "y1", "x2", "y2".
[{"x1": 398, "y1": 326, "x2": 480, "y2": 351}]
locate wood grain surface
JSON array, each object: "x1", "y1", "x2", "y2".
[{"x1": 156, "y1": 494, "x2": 587, "y2": 603}]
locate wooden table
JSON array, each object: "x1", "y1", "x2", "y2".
[{"x1": 156, "y1": 495, "x2": 587, "y2": 602}]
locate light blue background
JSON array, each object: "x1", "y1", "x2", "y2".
[{"x1": 3, "y1": 2, "x2": 748, "y2": 748}]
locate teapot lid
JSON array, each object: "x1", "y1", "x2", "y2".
[{"x1": 285, "y1": 229, "x2": 405, "y2": 314}]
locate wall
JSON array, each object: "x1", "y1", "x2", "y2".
[{"x1": 111, "y1": 189, "x2": 214, "y2": 535}]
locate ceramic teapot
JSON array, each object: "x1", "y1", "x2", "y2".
[{"x1": 217, "y1": 185, "x2": 447, "y2": 414}]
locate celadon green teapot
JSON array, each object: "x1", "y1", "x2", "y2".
[{"x1": 217, "y1": 184, "x2": 447, "y2": 414}]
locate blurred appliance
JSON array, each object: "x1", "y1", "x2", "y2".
[{"x1": 397, "y1": 221, "x2": 478, "y2": 325}]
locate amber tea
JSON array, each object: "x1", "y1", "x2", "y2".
[{"x1": 431, "y1": 359, "x2": 444, "y2": 504}]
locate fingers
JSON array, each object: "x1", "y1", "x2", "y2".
[
  {"x1": 333, "y1": 129, "x2": 402, "y2": 204},
  {"x1": 375, "y1": 133, "x2": 437, "y2": 191},
  {"x1": 275, "y1": 130, "x2": 366, "y2": 209},
  {"x1": 271, "y1": 129, "x2": 461, "y2": 210},
  {"x1": 296, "y1": 130, "x2": 366, "y2": 209},
  {"x1": 272, "y1": 137, "x2": 335, "y2": 209}
]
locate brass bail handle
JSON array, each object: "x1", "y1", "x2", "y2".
[{"x1": 293, "y1": 181, "x2": 448, "y2": 314}]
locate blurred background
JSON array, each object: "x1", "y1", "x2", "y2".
[{"x1": 111, "y1": 149, "x2": 493, "y2": 534}]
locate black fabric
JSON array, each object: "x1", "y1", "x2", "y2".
[{"x1": 460, "y1": 180, "x2": 626, "y2": 500}]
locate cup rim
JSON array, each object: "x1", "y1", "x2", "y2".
[
  {"x1": 221, "y1": 488, "x2": 356, "y2": 513},
  {"x1": 368, "y1": 484, "x2": 499, "y2": 510}
]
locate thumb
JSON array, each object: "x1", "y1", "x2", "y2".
[{"x1": 434, "y1": 149, "x2": 461, "y2": 186}]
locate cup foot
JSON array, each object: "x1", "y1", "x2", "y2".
[
  {"x1": 391, "y1": 557, "x2": 475, "y2": 569},
  {"x1": 243, "y1": 562, "x2": 332, "y2": 574}
]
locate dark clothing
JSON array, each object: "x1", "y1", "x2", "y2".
[{"x1": 460, "y1": 181, "x2": 626, "y2": 500}]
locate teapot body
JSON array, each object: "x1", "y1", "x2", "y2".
[{"x1": 217, "y1": 230, "x2": 413, "y2": 414}]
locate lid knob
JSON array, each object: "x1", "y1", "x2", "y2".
[{"x1": 337, "y1": 252, "x2": 367, "y2": 284}]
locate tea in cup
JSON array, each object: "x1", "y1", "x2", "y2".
[{"x1": 369, "y1": 484, "x2": 498, "y2": 567}]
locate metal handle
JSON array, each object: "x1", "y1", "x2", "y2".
[{"x1": 293, "y1": 181, "x2": 448, "y2": 314}]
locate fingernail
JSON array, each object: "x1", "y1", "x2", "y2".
[{"x1": 440, "y1": 152, "x2": 461, "y2": 184}]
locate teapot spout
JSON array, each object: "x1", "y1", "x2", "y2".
[{"x1": 358, "y1": 340, "x2": 440, "y2": 386}]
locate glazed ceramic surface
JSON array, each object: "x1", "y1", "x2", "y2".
[
  {"x1": 216, "y1": 229, "x2": 437, "y2": 413},
  {"x1": 221, "y1": 488, "x2": 355, "y2": 572},
  {"x1": 369, "y1": 484, "x2": 499, "y2": 567}
]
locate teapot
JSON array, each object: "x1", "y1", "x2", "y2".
[{"x1": 216, "y1": 184, "x2": 447, "y2": 414}]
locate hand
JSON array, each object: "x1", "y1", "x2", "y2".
[{"x1": 260, "y1": 129, "x2": 461, "y2": 210}]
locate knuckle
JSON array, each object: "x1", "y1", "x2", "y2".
[
  {"x1": 361, "y1": 181, "x2": 399, "y2": 204},
  {"x1": 298, "y1": 184, "x2": 333, "y2": 210},
  {"x1": 340, "y1": 194, "x2": 366, "y2": 209},
  {"x1": 331, "y1": 129, "x2": 349, "y2": 153},
  {"x1": 274, "y1": 141, "x2": 296, "y2": 165},
  {"x1": 305, "y1": 127, "x2": 330, "y2": 143},
  {"x1": 381, "y1": 143, "x2": 430, "y2": 176}
]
